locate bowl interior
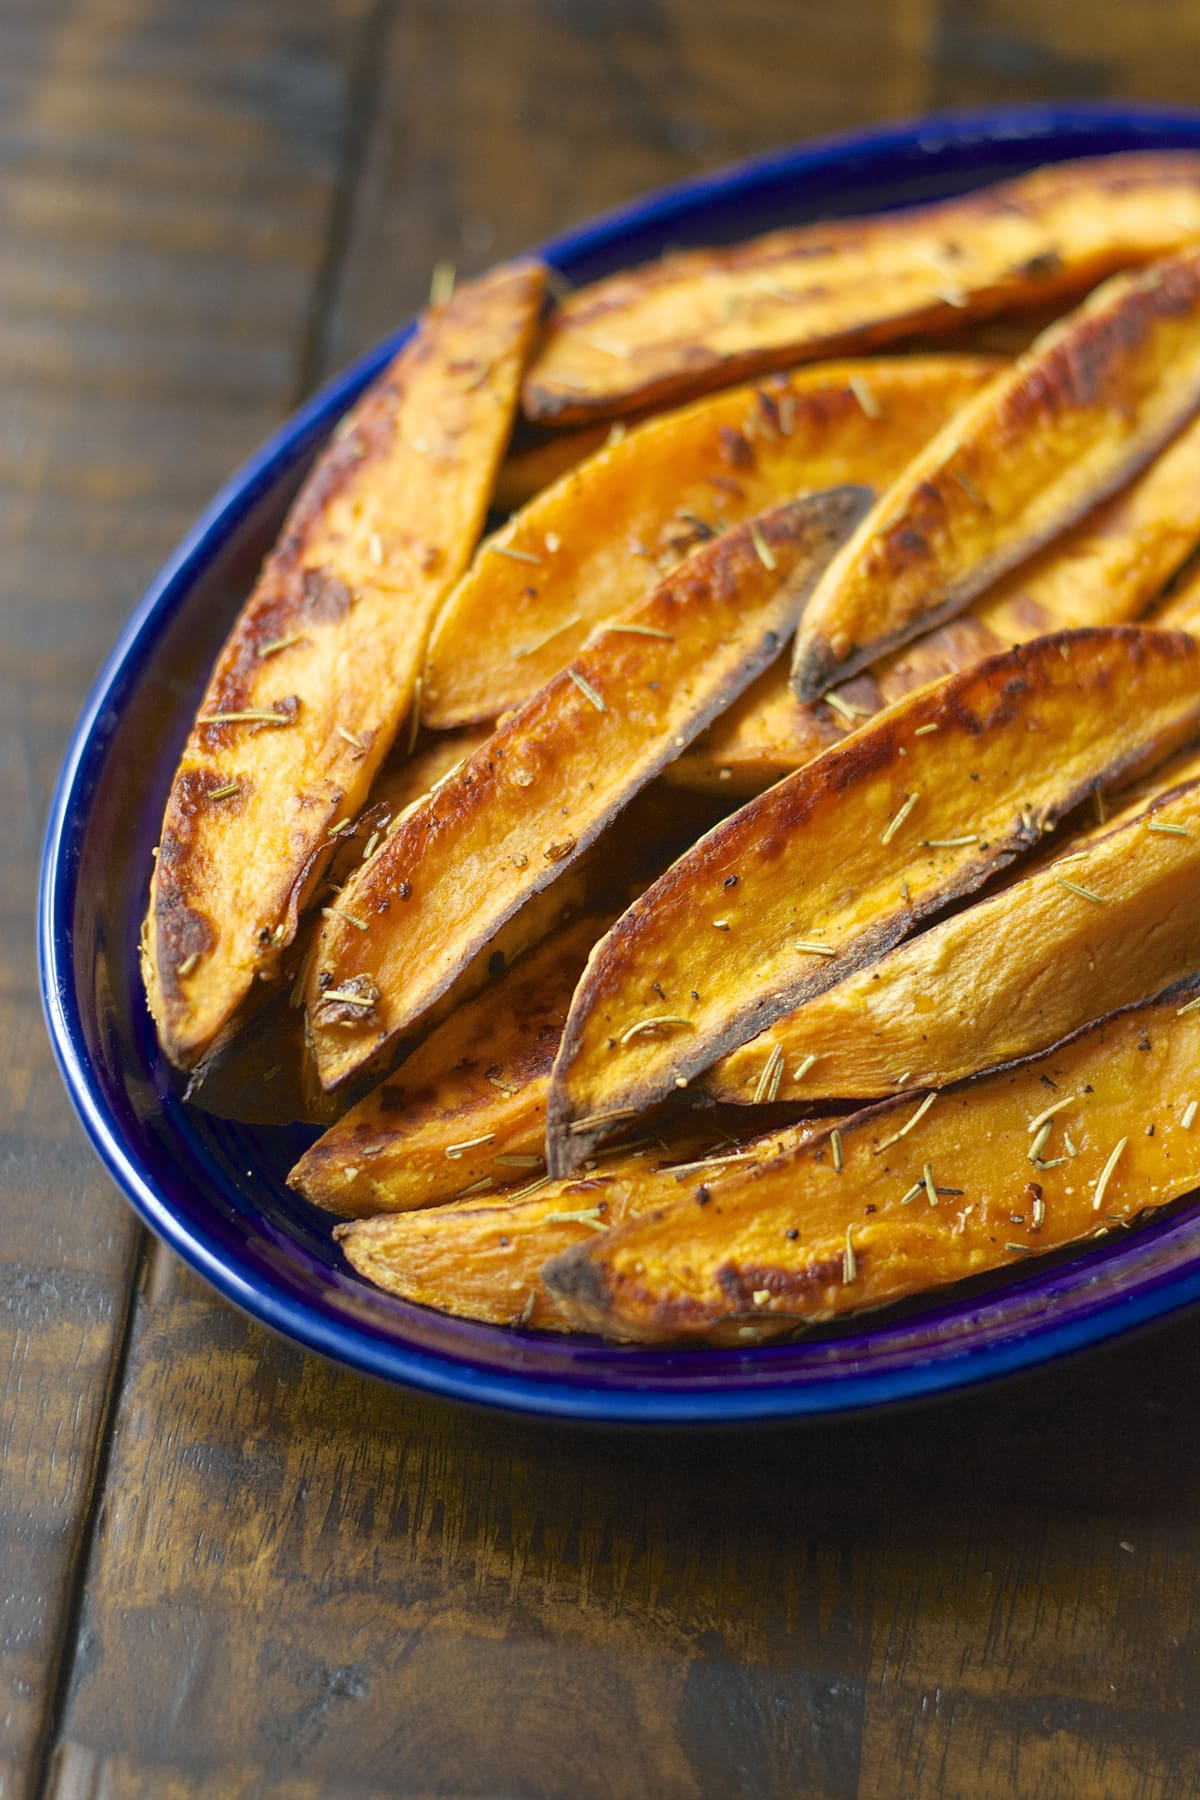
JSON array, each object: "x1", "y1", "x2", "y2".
[{"x1": 42, "y1": 104, "x2": 1200, "y2": 1421}]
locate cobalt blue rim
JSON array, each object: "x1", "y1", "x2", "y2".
[{"x1": 38, "y1": 101, "x2": 1200, "y2": 1424}]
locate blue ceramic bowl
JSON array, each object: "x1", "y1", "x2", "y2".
[{"x1": 40, "y1": 103, "x2": 1200, "y2": 1423}]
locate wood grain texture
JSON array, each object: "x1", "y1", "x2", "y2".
[
  {"x1": 5, "y1": 2, "x2": 376, "y2": 1794},
  {"x1": 20, "y1": 2, "x2": 1200, "y2": 1797}
]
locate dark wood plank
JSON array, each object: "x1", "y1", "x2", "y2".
[
  {"x1": 3, "y1": 3, "x2": 378, "y2": 1795},
  {"x1": 320, "y1": 0, "x2": 938, "y2": 375},
  {"x1": 37, "y1": 2, "x2": 1200, "y2": 1797},
  {"x1": 50, "y1": 1257, "x2": 1200, "y2": 1799}
]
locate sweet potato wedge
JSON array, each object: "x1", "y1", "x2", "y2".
[
  {"x1": 142, "y1": 262, "x2": 544, "y2": 1069},
  {"x1": 790, "y1": 247, "x2": 1200, "y2": 700},
  {"x1": 523, "y1": 152, "x2": 1200, "y2": 425},
  {"x1": 422, "y1": 358, "x2": 997, "y2": 726},
  {"x1": 291, "y1": 914, "x2": 606, "y2": 1216},
  {"x1": 546, "y1": 628, "x2": 1200, "y2": 1174},
  {"x1": 306, "y1": 487, "x2": 870, "y2": 1091},
  {"x1": 544, "y1": 984, "x2": 1200, "y2": 1343},
  {"x1": 703, "y1": 746, "x2": 1200, "y2": 1103},
  {"x1": 674, "y1": 409, "x2": 1200, "y2": 792},
  {"x1": 335, "y1": 1118, "x2": 839, "y2": 1330}
]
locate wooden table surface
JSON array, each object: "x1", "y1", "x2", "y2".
[{"x1": 9, "y1": 4, "x2": 1200, "y2": 1796}]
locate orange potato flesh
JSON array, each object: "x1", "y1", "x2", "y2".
[
  {"x1": 334, "y1": 1118, "x2": 840, "y2": 1331},
  {"x1": 704, "y1": 748, "x2": 1200, "y2": 1103},
  {"x1": 523, "y1": 152, "x2": 1200, "y2": 425},
  {"x1": 290, "y1": 915, "x2": 606, "y2": 1217},
  {"x1": 143, "y1": 262, "x2": 545, "y2": 1068},
  {"x1": 791, "y1": 248, "x2": 1200, "y2": 701},
  {"x1": 674, "y1": 409, "x2": 1200, "y2": 793},
  {"x1": 543, "y1": 987, "x2": 1200, "y2": 1344},
  {"x1": 307, "y1": 488, "x2": 869, "y2": 1091},
  {"x1": 546, "y1": 628, "x2": 1200, "y2": 1175},
  {"x1": 422, "y1": 358, "x2": 997, "y2": 727}
]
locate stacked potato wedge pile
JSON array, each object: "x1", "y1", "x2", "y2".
[{"x1": 143, "y1": 151, "x2": 1200, "y2": 1345}]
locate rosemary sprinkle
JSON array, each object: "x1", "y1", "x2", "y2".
[
  {"x1": 792, "y1": 1053, "x2": 818, "y2": 1082},
  {"x1": 429, "y1": 259, "x2": 456, "y2": 305},
  {"x1": 752, "y1": 1044, "x2": 785, "y2": 1105},
  {"x1": 873, "y1": 1091, "x2": 936, "y2": 1154},
  {"x1": 257, "y1": 633, "x2": 306, "y2": 659},
  {"x1": 795, "y1": 939, "x2": 837, "y2": 957},
  {"x1": 1092, "y1": 1137, "x2": 1128, "y2": 1212},
  {"x1": 1148, "y1": 820, "x2": 1190, "y2": 836},
  {"x1": 209, "y1": 782, "x2": 240, "y2": 801},
  {"x1": 321, "y1": 905, "x2": 368, "y2": 931},
  {"x1": 513, "y1": 614, "x2": 582, "y2": 660},
  {"x1": 1027, "y1": 1094, "x2": 1076, "y2": 1135},
  {"x1": 842, "y1": 1225, "x2": 857, "y2": 1284},
  {"x1": 831, "y1": 1129, "x2": 844, "y2": 1174},
  {"x1": 1029, "y1": 1121, "x2": 1054, "y2": 1165},
  {"x1": 445, "y1": 1133, "x2": 496, "y2": 1159},
  {"x1": 749, "y1": 521, "x2": 776, "y2": 571},
  {"x1": 923, "y1": 1162, "x2": 938, "y2": 1206},
  {"x1": 847, "y1": 373, "x2": 881, "y2": 420},
  {"x1": 604, "y1": 623, "x2": 675, "y2": 640},
  {"x1": 542, "y1": 1208, "x2": 608, "y2": 1231},
  {"x1": 1183, "y1": 1101, "x2": 1198, "y2": 1130},
  {"x1": 1176, "y1": 995, "x2": 1200, "y2": 1017},
  {"x1": 490, "y1": 544, "x2": 543, "y2": 566},
  {"x1": 880, "y1": 792, "x2": 919, "y2": 846},
  {"x1": 913, "y1": 723, "x2": 939, "y2": 737},
  {"x1": 567, "y1": 1107, "x2": 639, "y2": 1134},
  {"x1": 201, "y1": 709, "x2": 292, "y2": 726},
  {"x1": 568, "y1": 668, "x2": 607, "y2": 712},
  {"x1": 825, "y1": 689, "x2": 868, "y2": 725},
  {"x1": 1055, "y1": 877, "x2": 1105, "y2": 904},
  {"x1": 618, "y1": 1015, "x2": 693, "y2": 1045}
]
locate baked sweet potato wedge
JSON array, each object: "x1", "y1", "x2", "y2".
[
  {"x1": 422, "y1": 358, "x2": 997, "y2": 726},
  {"x1": 291, "y1": 914, "x2": 605, "y2": 1217},
  {"x1": 306, "y1": 487, "x2": 870, "y2": 1091},
  {"x1": 674, "y1": 409, "x2": 1200, "y2": 792},
  {"x1": 524, "y1": 151, "x2": 1200, "y2": 425},
  {"x1": 334, "y1": 1118, "x2": 839, "y2": 1330},
  {"x1": 703, "y1": 746, "x2": 1200, "y2": 1103},
  {"x1": 544, "y1": 984, "x2": 1200, "y2": 1343},
  {"x1": 142, "y1": 262, "x2": 545, "y2": 1069},
  {"x1": 546, "y1": 628, "x2": 1200, "y2": 1174},
  {"x1": 790, "y1": 247, "x2": 1200, "y2": 700}
]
